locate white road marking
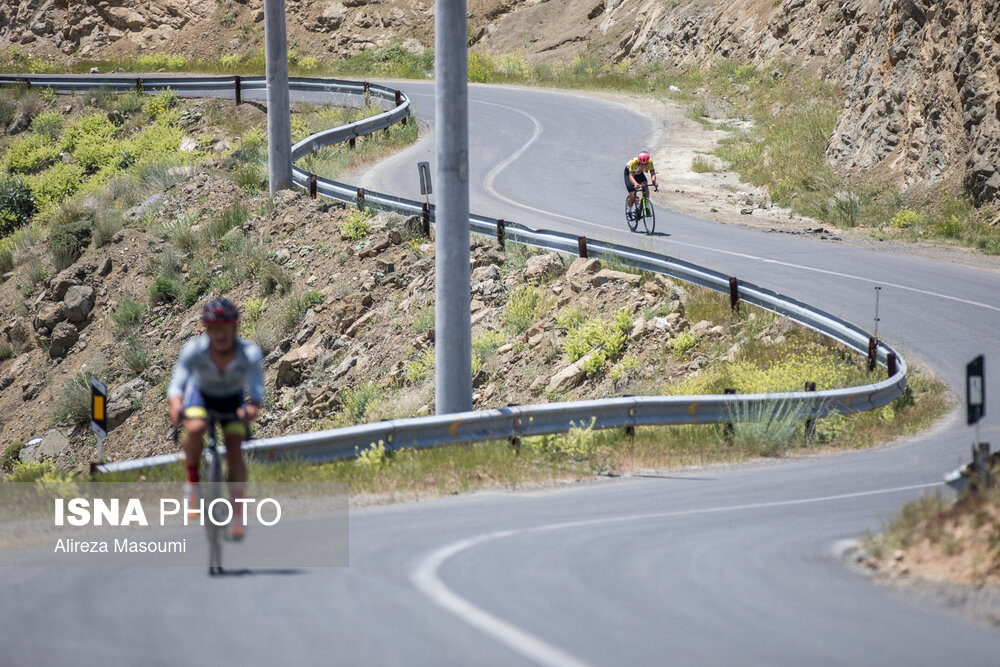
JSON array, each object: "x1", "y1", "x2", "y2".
[{"x1": 411, "y1": 481, "x2": 942, "y2": 666}]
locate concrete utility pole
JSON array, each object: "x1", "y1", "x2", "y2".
[
  {"x1": 434, "y1": 0, "x2": 472, "y2": 414},
  {"x1": 264, "y1": 0, "x2": 292, "y2": 194}
]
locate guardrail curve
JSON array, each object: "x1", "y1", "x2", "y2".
[{"x1": 0, "y1": 73, "x2": 907, "y2": 472}]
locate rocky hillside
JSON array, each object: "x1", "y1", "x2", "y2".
[
  {"x1": 5, "y1": 170, "x2": 846, "y2": 472},
  {"x1": 3, "y1": 1, "x2": 997, "y2": 204}
]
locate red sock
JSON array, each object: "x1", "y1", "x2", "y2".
[{"x1": 185, "y1": 464, "x2": 199, "y2": 484}]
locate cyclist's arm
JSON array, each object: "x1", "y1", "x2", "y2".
[{"x1": 243, "y1": 342, "x2": 266, "y2": 421}]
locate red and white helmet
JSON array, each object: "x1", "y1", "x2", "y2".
[
  {"x1": 201, "y1": 298, "x2": 240, "y2": 325},
  {"x1": 637, "y1": 151, "x2": 650, "y2": 165}
]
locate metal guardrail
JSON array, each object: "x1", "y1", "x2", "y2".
[{"x1": 0, "y1": 73, "x2": 907, "y2": 473}]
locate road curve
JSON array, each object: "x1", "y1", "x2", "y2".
[{"x1": 3, "y1": 81, "x2": 1000, "y2": 666}]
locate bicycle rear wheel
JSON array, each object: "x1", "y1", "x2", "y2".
[
  {"x1": 643, "y1": 201, "x2": 655, "y2": 235},
  {"x1": 625, "y1": 199, "x2": 638, "y2": 232}
]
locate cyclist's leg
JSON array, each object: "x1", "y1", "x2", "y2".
[
  {"x1": 181, "y1": 382, "x2": 207, "y2": 482},
  {"x1": 624, "y1": 167, "x2": 637, "y2": 208},
  {"x1": 219, "y1": 394, "x2": 249, "y2": 537}
]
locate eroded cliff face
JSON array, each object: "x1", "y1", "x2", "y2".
[
  {"x1": 0, "y1": 0, "x2": 431, "y2": 59},
  {"x1": 610, "y1": 0, "x2": 999, "y2": 203}
]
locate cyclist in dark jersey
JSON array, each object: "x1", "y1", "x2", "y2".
[{"x1": 167, "y1": 298, "x2": 264, "y2": 540}]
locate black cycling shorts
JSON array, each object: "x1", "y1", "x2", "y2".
[{"x1": 624, "y1": 167, "x2": 647, "y2": 193}]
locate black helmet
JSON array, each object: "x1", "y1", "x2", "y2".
[{"x1": 201, "y1": 298, "x2": 240, "y2": 325}]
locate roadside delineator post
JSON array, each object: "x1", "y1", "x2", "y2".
[
  {"x1": 578, "y1": 236, "x2": 588, "y2": 258},
  {"x1": 729, "y1": 277, "x2": 740, "y2": 312},
  {"x1": 496, "y1": 219, "x2": 505, "y2": 248},
  {"x1": 887, "y1": 352, "x2": 898, "y2": 378},
  {"x1": 804, "y1": 381, "x2": 817, "y2": 443}
]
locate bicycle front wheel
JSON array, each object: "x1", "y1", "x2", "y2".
[{"x1": 643, "y1": 201, "x2": 655, "y2": 235}]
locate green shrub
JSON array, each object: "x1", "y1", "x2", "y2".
[
  {"x1": 472, "y1": 329, "x2": 505, "y2": 359},
  {"x1": 342, "y1": 382, "x2": 380, "y2": 422},
  {"x1": 0, "y1": 93, "x2": 15, "y2": 127},
  {"x1": 143, "y1": 88, "x2": 179, "y2": 118},
  {"x1": 1, "y1": 440, "x2": 25, "y2": 472},
  {"x1": 149, "y1": 275, "x2": 181, "y2": 303},
  {"x1": 890, "y1": 209, "x2": 924, "y2": 229},
  {"x1": 411, "y1": 305, "x2": 434, "y2": 333},
  {"x1": 55, "y1": 370, "x2": 100, "y2": 426},
  {"x1": 340, "y1": 209, "x2": 371, "y2": 241},
  {"x1": 231, "y1": 162, "x2": 263, "y2": 193},
  {"x1": 204, "y1": 202, "x2": 249, "y2": 241},
  {"x1": 93, "y1": 212, "x2": 123, "y2": 247},
  {"x1": 729, "y1": 398, "x2": 809, "y2": 457},
  {"x1": 562, "y1": 308, "x2": 632, "y2": 364},
  {"x1": 0, "y1": 342, "x2": 13, "y2": 361},
  {"x1": 671, "y1": 331, "x2": 697, "y2": 355},
  {"x1": 111, "y1": 297, "x2": 145, "y2": 333},
  {"x1": 113, "y1": 90, "x2": 144, "y2": 114},
  {"x1": 121, "y1": 334, "x2": 150, "y2": 376},
  {"x1": 302, "y1": 289, "x2": 325, "y2": 309},
  {"x1": 405, "y1": 348, "x2": 435, "y2": 384},
  {"x1": 691, "y1": 155, "x2": 717, "y2": 173},
  {"x1": 7, "y1": 460, "x2": 55, "y2": 482},
  {"x1": 555, "y1": 304, "x2": 586, "y2": 332},
  {"x1": 259, "y1": 261, "x2": 292, "y2": 296},
  {"x1": 0, "y1": 174, "x2": 36, "y2": 234},
  {"x1": 49, "y1": 218, "x2": 93, "y2": 271},
  {"x1": 0, "y1": 244, "x2": 12, "y2": 273},
  {"x1": 181, "y1": 274, "x2": 210, "y2": 308},
  {"x1": 3, "y1": 134, "x2": 60, "y2": 174},
  {"x1": 504, "y1": 285, "x2": 546, "y2": 333},
  {"x1": 27, "y1": 163, "x2": 85, "y2": 213},
  {"x1": 30, "y1": 110, "x2": 64, "y2": 141},
  {"x1": 60, "y1": 114, "x2": 117, "y2": 154},
  {"x1": 135, "y1": 54, "x2": 187, "y2": 72}
]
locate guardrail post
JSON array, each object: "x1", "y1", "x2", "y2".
[
  {"x1": 511, "y1": 410, "x2": 521, "y2": 454},
  {"x1": 309, "y1": 174, "x2": 317, "y2": 199},
  {"x1": 729, "y1": 277, "x2": 740, "y2": 312},
  {"x1": 234, "y1": 75, "x2": 241, "y2": 105},
  {"x1": 496, "y1": 219, "x2": 505, "y2": 248},
  {"x1": 19, "y1": 77, "x2": 31, "y2": 88},
  {"x1": 356, "y1": 188, "x2": 365, "y2": 211},
  {"x1": 804, "y1": 381, "x2": 817, "y2": 444},
  {"x1": 887, "y1": 352, "x2": 898, "y2": 377},
  {"x1": 577, "y1": 236, "x2": 588, "y2": 258},
  {"x1": 349, "y1": 136, "x2": 356, "y2": 150},
  {"x1": 421, "y1": 202, "x2": 431, "y2": 237},
  {"x1": 723, "y1": 388, "x2": 736, "y2": 444},
  {"x1": 867, "y1": 336, "x2": 878, "y2": 373},
  {"x1": 135, "y1": 77, "x2": 143, "y2": 92}
]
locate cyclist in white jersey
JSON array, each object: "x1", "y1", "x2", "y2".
[{"x1": 167, "y1": 298, "x2": 264, "y2": 540}]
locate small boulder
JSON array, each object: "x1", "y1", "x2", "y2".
[
  {"x1": 62, "y1": 285, "x2": 95, "y2": 323},
  {"x1": 51, "y1": 274, "x2": 81, "y2": 301},
  {"x1": 566, "y1": 257, "x2": 602, "y2": 278},
  {"x1": 547, "y1": 351, "x2": 598, "y2": 393},
  {"x1": 20, "y1": 429, "x2": 71, "y2": 462},
  {"x1": 106, "y1": 377, "x2": 148, "y2": 429},
  {"x1": 34, "y1": 303, "x2": 66, "y2": 332},
  {"x1": 48, "y1": 321, "x2": 79, "y2": 358},
  {"x1": 523, "y1": 253, "x2": 564, "y2": 281},
  {"x1": 275, "y1": 341, "x2": 322, "y2": 387}
]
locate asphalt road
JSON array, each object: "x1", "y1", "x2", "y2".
[{"x1": 3, "y1": 81, "x2": 1000, "y2": 666}]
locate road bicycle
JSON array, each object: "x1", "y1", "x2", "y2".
[
  {"x1": 626, "y1": 183, "x2": 656, "y2": 235},
  {"x1": 174, "y1": 410, "x2": 245, "y2": 576}
]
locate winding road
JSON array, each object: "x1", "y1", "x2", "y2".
[{"x1": 3, "y1": 81, "x2": 1000, "y2": 665}]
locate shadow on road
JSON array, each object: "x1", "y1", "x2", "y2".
[
  {"x1": 631, "y1": 473, "x2": 714, "y2": 481},
  {"x1": 212, "y1": 568, "x2": 306, "y2": 578}
]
